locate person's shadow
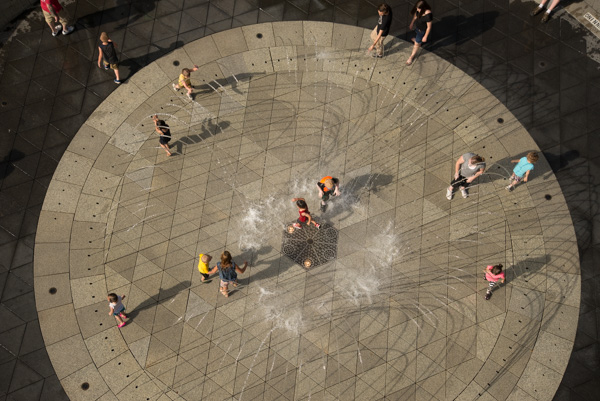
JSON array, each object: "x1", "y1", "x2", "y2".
[
  {"x1": 126, "y1": 280, "x2": 191, "y2": 319},
  {"x1": 0, "y1": 149, "x2": 24, "y2": 180},
  {"x1": 320, "y1": 173, "x2": 395, "y2": 222}
]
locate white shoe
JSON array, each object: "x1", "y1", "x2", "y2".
[
  {"x1": 172, "y1": 83, "x2": 177, "y2": 91},
  {"x1": 505, "y1": 185, "x2": 514, "y2": 192},
  {"x1": 446, "y1": 188, "x2": 453, "y2": 200},
  {"x1": 460, "y1": 189, "x2": 468, "y2": 198},
  {"x1": 187, "y1": 93, "x2": 193, "y2": 100},
  {"x1": 62, "y1": 26, "x2": 74, "y2": 35}
]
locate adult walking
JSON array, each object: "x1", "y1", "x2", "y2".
[
  {"x1": 446, "y1": 153, "x2": 486, "y2": 200},
  {"x1": 368, "y1": 4, "x2": 393, "y2": 58},
  {"x1": 41, "y1": 0, "x2": 74, "y2": 37},
  {"x1": 406, "y1": 1, "x2": 433, "y2": 66}
]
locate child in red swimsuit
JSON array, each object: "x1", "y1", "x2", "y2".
[{"x1": 292, "y1": 198, "x2": 320, "y2": 229}]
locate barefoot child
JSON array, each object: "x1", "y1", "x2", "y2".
[
  {"x1": 97, "y1": 32, "x2": 121, "y2": 84},
  {"x1": 152, "y1": 115, "x2": 172, "y2": 156},
  {"x1": 198, "y1": 253, "x2": 212, "y2": 282},
  {"x1": 317, "y1": 176, "x2": 341, "y2": 212},
  {"x1": 506, "y1": 152, "x2": 539, "y2": 192},
  {"x1": 173, "y1": 65, "x2": 199, "y2": 99},
  {"x1": 292, "y1": 198, "x2": 320, "y2": 229},
  {"x1": 207, "y1": 251, "x2": 248, "y2": 298},
  {"x1": 107, "y1": 293, "x2": 127, "y2": 327},
  {"x1": 483, "y1": 264, "x2": 505, "y2": 300}
]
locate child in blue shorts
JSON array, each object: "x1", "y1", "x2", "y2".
[{"x1": 506, "y1": 152, "x2": 539, "y2": 192}]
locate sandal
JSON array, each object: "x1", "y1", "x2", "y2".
[
  {"x1": 119, "y1": 312, "x2": 127, "y2": 319},
  {"x1": 406, "y1": 58, "x2": 414, "y2": 66},
  {"x1": 220, "y1": 287, "x2": 229, "y2": 297},
  {"x1": 118, "y1": 322, "x2": 126, "y2": 328}
]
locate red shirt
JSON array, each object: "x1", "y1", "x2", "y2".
[
  {"x1": 298, "y1": 208, "x2": 309, "y2": 222},
  {"x1": 41, "y1": 0, "x2": 62, "y2": 13},
  {"x1": 485, "y1": 265, "x2": 505, "y2": 282}
]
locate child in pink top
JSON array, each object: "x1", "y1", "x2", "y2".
[{"x1": 483, "y1": 264, "x2": 505, "y2": 300}]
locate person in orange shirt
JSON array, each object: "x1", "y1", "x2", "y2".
[{"x1": 317, "y1": 176, "x2": 340, "y2": 212}]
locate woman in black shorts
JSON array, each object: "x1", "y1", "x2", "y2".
[
  {"x1": 407, "y1": 1, "x2": 433, "y2": 65},
  {"x1": 153, "y1": 114, "x2": 172, "y2": 156}
]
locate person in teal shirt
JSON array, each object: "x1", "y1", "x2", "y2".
[{"x1": 506, "y1": 152, "x2": 539, "y2": 192}]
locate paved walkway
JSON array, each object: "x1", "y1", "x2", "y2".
[{"x1": 0, "y1": 1, "x2": 599, "y2": 400}]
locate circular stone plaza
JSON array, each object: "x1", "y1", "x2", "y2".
[{"x1": 28, "y1": 20, "x2": 583, "y2": 401}]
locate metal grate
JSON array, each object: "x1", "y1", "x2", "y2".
[{"x1": 282, "y1": 224, "x2": 338, "y2": 268}]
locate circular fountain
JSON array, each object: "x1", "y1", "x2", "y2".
[{"x1": 34, "y1": 22, "x2": 580, "y2": 401}]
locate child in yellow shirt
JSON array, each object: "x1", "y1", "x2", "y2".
[
  {"x1": 198, "y1": 253, "x2": 212, "y2": 282},
  {"x1": 173, "y1": 65, "x2": 199, "y2": 99}
]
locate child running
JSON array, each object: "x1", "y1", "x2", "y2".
[
  {"x1": 198, "y1": 253, "x2": 212, "y2": 282},
  {"x1": 317, "y1": 176, "x2": 341, "y2": 212},
  {"x1": 107, "y1": 293, "x2": 127, "y2": 327},
  {"x1": 173, "y1": 65, "x2": 199, "y2": 99},
  {"x1": 483, "y1": 264, "x2": 505, "y2": 300},
  {"x1": 97, "y1": 32, "x2": 121, "y2": 84},
  {"x1": 207, "y1": 251, "x2": 248, "y2": 298},
  {"x1": 292, "y1": 198, "x2": 320, "y2": 229},
  {"x1": 506, "y1": 152, "x2": 539, "y2": 192}
]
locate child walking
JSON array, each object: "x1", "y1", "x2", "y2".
[
  {"x1": 97, "y1": 32, "x2": 121, "y2": 84},
  {"x1": 107, "y1": 293, "x2": 127, "y2": 327},
  {"x1": 506, "y1": 152, "x2": 539, "y2": 192},
  {"x1": 292, "y1": 198, "x2": 320, "y2": 229},
  {"x1": 198, "y1": 253, "x2": 212, "y2": 282},
  {"x1": 207, "y1": 251, "x2": 248, "y2": 298},
  {"x1": 173, "y1": 65, "x2": 199, "y2": 99},
  {"x1": 483, "y1": 264, "x2": 505, "y2": 300},
  {"x1": 152, "y1": 115, "x2": 172, "y2": 156}
]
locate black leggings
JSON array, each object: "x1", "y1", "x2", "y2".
[{"x1": 449, "y1": 174, "x2": 471, "y2": 191}]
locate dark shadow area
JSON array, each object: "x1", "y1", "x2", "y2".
[
  {"x1": 0, "y1": 149, "x2": 24, "y2": 180},
  {"x1": 76, "y1": 1, "x2": 156, "y2": 31},
  {"x1": 193, "y1": 72, "x2": 267, "y2": 97},
  {"x1": 419, "y1": 11, "x2": 500, "y2": 53},
  {"x1": 174, "y1": 120, "x2": 231, "y2": 153},
  {"x1": 126, "y1": 280, "x2": 191, "y2": 320}
]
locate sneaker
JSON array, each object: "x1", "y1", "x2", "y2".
[
  {"x1": 187, "y1": 93, "x2": 193, "y2": 100},
  {"x1": 114, "y1": 79, "x2": 121, "y2": 84},
  {"x1": 62, "y1": 26, "x2": 74, "y2": 35},
  {"x1": 485, "y1": 292, "x2": 491, "y2": 300},
  {"x1": 293, "y1": 223, "x2": 301, "y2": 229},
  {"x1": 118, "y1": 322, "x2": 126, "y2": 328},
  {"x1": 530, "y1": 6, "x2": 543, "y2": 17},
  {"x1": 320, "y1": 204, "x2": 327, "y2": 212},
  {"x1": 505, "y1": 185, "x2": 513, "y2": 192},
  {"x1": 172, "y1": 83, "x2": 178, "y2": 91},
  {"x1": 104, "y1": 64, "x2": 109, "y2": 70},
  {"x1": 119, "y1": 312, "x2": 127, "y2": 319},
  {"x1": 541, "y1": 12, "x2": 551, "y2": 23},
  {"x1": 315, "y1": 223, "x2": 321, "y2": 229},
  {"x1": 52, "y1": 25, "x2": 62, "y2": 37},
  {"x1": 376, "y1": 54, "x2": 383, "y2": 58},
  {"x1": 446, "y1": 188, "x2": 453, "y2": 200},
  {"x1": 460, "y1": 189, "x2": 468, "y2": 198}
]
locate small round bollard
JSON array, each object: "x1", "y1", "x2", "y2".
[
  {"x1": 49, "y1": 287, "x2": 57, "y2": 294},
  {"x1": 81, "y1": 382, "x2": 89, "y2": 390},
  {"x1": 256, "y1": 33, "x2": 263, "y2": 39},
  {"x1": 173, "y1": 60, "x2": 180, "y2": 66}
]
